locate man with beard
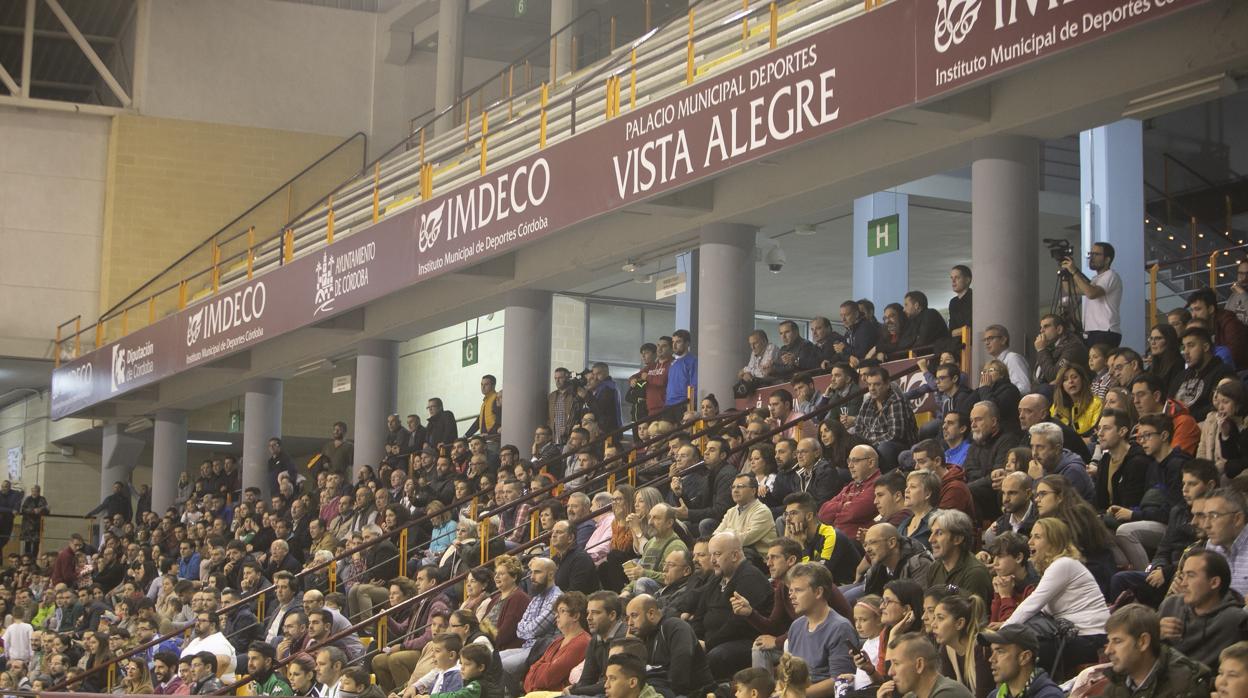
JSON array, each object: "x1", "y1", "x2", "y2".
[
  {"x1": 982, "y1": 472, "x2": 1037, "y2": 548},
  {"x1": 922, "y1": 509, "x2": 992, "y2": 605},
  {"x1": 303, "y1": 589, "x2": 364, "y2": 661},
  {"x1": 246, "y1": 642, "x2": 292, "y2": 695},
  {"x1": 500, "y1": 557, "x2": 562, "y2": 678},
  {"x1": 152, "y1": 651, "x2": 186, "y2": 695},
  {"x1": 690, "y1": 532, "x2": 773, "y2": 679},
  {"x1": 181, "y1": 612, "x2": 236, "y2": 682},
  {"x1": 965, "y1": 401, "x2": 1025, "y2": 522},
  {"x1": 569, "y1": 591, "x2": 629, "y2": 697},
  {"x1": 318, "y1": 422, "x2": 353, "y2": 478},
  {"x1": 625, "y1": 594, "x2": 713, "y2": 697}
]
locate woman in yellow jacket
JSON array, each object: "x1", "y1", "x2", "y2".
[{"x1": 1051, "y1": 364, "x2": 1103, "y2": 442}]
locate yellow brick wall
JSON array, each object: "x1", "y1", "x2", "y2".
[{"x1": 99, "y1": 115, "x2": 355, "y2": 319}]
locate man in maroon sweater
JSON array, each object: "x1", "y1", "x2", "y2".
[
  {"x1": 50, "y1": 534, "x2": 83, "y2": 587},
  {"x1": 818, "y1": 445, "x2": 880, "y2": 538},
  {"x1": 728, "y1": 537, "x2": 852, "y2": 672},
  {"x1": 911, "y1": 439, "x2": 975, "y2": 518}
]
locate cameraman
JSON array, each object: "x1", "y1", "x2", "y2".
[{"x1": 1061, "y1": 241, "x2": 1123, "y2": 348}]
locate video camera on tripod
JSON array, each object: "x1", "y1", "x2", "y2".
[{"x1": 1042, "y1": 238, "x2": 1084, "y2": 335}]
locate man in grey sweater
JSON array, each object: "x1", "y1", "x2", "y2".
[{"x1": 1159, "y1": 549, "x2": 1248, "y2": 672}]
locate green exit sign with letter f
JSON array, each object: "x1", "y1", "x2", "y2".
[{"x1": 867, "y1": 214, "x2": 900, "y2": 257}]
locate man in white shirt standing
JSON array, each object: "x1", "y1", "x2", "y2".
[{"x1": 1062, "y1": 241, "x2": 1123, "y2": 348}]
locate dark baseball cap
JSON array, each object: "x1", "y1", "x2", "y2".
[{"x1": 978, "y1": 625, "x2": 1039, "y2": 656}]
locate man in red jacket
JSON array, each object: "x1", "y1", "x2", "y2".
[
  {"x1": 911, "y1": 439, "x2": 974, "y2": 518},
  {"x1": 818, "y1": 445, "x2": 879, "y2": 539},
  {"x1": 50, "y1": 534, "x2": 83, "y2": 587}
]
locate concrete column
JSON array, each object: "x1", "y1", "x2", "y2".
[
  {"x1": 100, "y1": 422, "x2": 142, "y2": 513},
  {"x1": 1081, "y1": 119, "x2": 1145, "y2": 349},
  {"x1": 674, "y1": 250, "x2": 699, "y2": 333},
  {"x1": 434, "y1": 0, "x2": 465, "y2": 136},
  {"x1": 971, "y1": 136, "x2": 1040, "y2": 372},
  {"x1": 501, "y1": 291, "x2": 553, "y2": 451},
  {"x1": 551, "y1": 0, "x2": 578, "y2": 80},
  {"x1": 697, "y1": 223, "x2": 757, "y2": 405},
  {"x1": 151, "y1": 409, "x2": 187, "y2": 514},
  {"x1": 242, "y1": 379, "x2": 283, "y2": 498},
  {"x1": 354, "y1": 340, "x2": 399, "y2": 475},
  {"x1": 852, "y1": 192, "x2": 910, "y2": 304}
]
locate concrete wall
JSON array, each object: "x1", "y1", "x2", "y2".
[
  {"x1": 0, "y1": 393, "x2": 102, "y2": 550},
  {"x1": 99, "y1": 115, "x2": 350, "y2": 316},
  {"x1": 551, "y1": 295, "x2": 587, "y2": 380},
  {"x1": 142, "y1": 0, "x2": 377, "y2": 137},
  {"x1": 0, "y1": 109, "x2": 108, "y2": 359},
  {"x1": 397, "y1": 312, "x2": 506, "y2": 434}
]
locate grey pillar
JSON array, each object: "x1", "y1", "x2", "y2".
[
  {"x1": 501, "y1": 291, "x2": 553, "y2": 452},
  {"x1": 697, "y1": 223, "x2": 757, "y2": 406},
  {"x1": 971, "y1": 136, "x2": 1040, "y2": 372},
  {"x1": 243, "y1": 379, "x2": 283, "y2": 498},
  {"x1": 551, "y1": 0, "x2": 578, "y2": 80},
  {"x1": 151, "y1": 409, "x2": 187, "y2": 514},
  {"x1": 100, "y1": 422, "x2": 142, "y2": 515},
  {"x1": 434, "y1": 0, "x2": 465, "y2": 136},
  {"x1": 354, "y1": 340, "x2": 399, "y2": 476}
]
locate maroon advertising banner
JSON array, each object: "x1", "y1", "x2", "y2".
[
  {"x1": 52, "y1": 1, "x2": 916, "y2": 419},
  {"x1": 915, "y1": 0, "x2": 1211, "y2": 100},
  {"x1": 50, "y1": 0, "x2": 1211, "y2": 419}
]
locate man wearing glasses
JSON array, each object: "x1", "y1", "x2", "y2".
[
  {"x1": 1201, "y1": 488, "x2": 1248, "y2": 597},
  {"x1": 1060, "y1": 241, "x2": 1123, "y2": 348},
  {"x1": 981, "y1": 325, "x2": 1031, "y2": 394}
]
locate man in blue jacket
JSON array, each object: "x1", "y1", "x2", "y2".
[{"x1": 664, "y1": 329, "x2": 697, "y2": 410}]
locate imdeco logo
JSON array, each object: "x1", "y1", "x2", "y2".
[
  {"x1": 185, "y1": 282, "x2": 267, "y2": 347},
  {"x1": 934, "y1": 0, "x2": 981, "y2": 53},
  {"x1": 418, "y1": 203, "x2": 446, "y2": 254}
]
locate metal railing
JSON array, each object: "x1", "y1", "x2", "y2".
[
  {"x1": 1146, "y1": 242, "x2": 1248, "y2": 324},
  {"x1": 53, "y1": 132, "x2": 368, "y2": 364},
  {"x1": 52, "y1": 0, "x2": 870, "y2": 368}
]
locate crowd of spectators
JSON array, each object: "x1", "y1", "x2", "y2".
[{"x1": 2, "y1": 255, "x2": 1248, "y2": 698}]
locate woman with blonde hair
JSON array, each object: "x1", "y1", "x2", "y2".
[
  {"x1": 775, "y1": 654, "x2": 811, "y2": 698},
  {"x1": 627, "y1": 486, "x2": 664, "y2": 554},
  {"x1": 116, "y1": 659, "x2": 154, "y2": 695},
  {"x1": 1001, "y1": 517, "x2": 1109, "y2": 675},
  {"x1": 1050, "y1": 365, "x2": 1102, "y2": 440}
]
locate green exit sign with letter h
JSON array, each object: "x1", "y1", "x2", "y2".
[{"x1": 867, "y1": 214, "x2": 900, "y2": 257}]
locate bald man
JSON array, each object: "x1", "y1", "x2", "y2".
[
  {"x1": 817, "y1": 445, "x2": 880, "y2": 539},
  {"x1": 626, "y1": 594, "x2": 713, "y2": 695},
  {"x1": 689, "y1": 532, "x2": 773, "y2": 679}
]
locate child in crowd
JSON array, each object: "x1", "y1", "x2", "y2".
[
  {"x1": 340, "y1": 667, "x2": 386, "y2": 698},
  {"x1": 400, "y1": 633, "x2": 463, "y2": 698},
  {"x1": 731, "y1": 668, "x2": 774, "y2": 698},
  {"x1": 775, "y1": 655, "x2": 810, "y2": 698},
  {"x1": 847, "y1": 596, "x2": 884, "y2": 691},
  {"x1": 431, "y1": 643, "x2": 492, "y2": 698}
]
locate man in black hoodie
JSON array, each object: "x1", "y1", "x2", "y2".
[
  {"x1": 676, "y1": 437, "x2": 735, "y2": 538},
  {"x1": 1093, "y1": 408, "x2": 1167, "y2": 573},
  {"x1": 1173, "y1": 327, "x2": 1236, "y2": 420},
  {"x1": 899, "y1": 291, "x2": 949, "y2": 352},
  {"x1": 424, "y1": 398, "x2": 459, "y2": 451}
]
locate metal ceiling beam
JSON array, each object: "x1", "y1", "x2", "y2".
[
  {"x1": 0, "y1": 25, "x2": 119, "y2": 44},
  {"x1": 42, "y1": 0, "x2": 131, "y2": 107},
  {"x1": 0, "y1": 93, "x2": 126, "y2": 116},
  {"x1": 20, "y1": 0, "x2": 33, "y2": 98},
  {"x1": 0, "y1": 63, "x2": 18, "y2": 95}
]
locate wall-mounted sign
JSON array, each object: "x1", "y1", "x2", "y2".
[
  {"x1": 51, "y1": 0, "x2": 1210, "y2": 419},
  {"x1": 462, "y1": 337, "x2": 479, "y2": 368},
  {"x1": 332, "y1": 375, "x2": 353, "y2": 394},
  {"x1": 655, "y1": 272, "x2": 687, "y2": 300}
]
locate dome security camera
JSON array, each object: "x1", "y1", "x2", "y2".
[{"x1": 765, "y1": 245, "x2": 786, "y2": 273}]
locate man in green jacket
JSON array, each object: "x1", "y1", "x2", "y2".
[
  {"x1": 1101, "y1": 604, "x2": 1212, "y2": 698},
  {"x1": 246, "y1": 641, "x2": 292, "y2": 696}
]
